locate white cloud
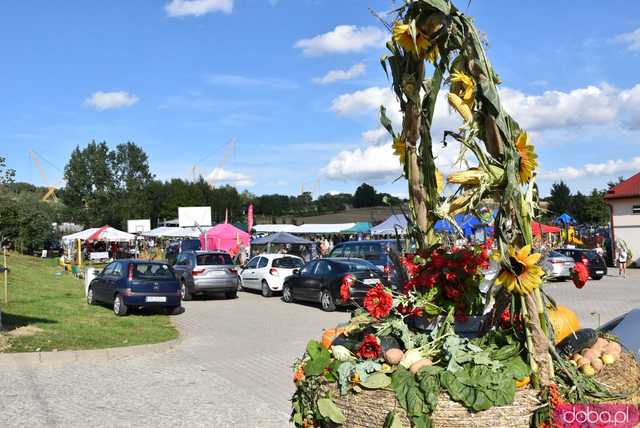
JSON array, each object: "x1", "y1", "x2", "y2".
[
  {"x1": 619, "y1": 84, "x2": 640, "y2": 129},
  {"x1": 322, "y1": 143, "x2": 401, "y2": 181},
  {"x1": 206, "y1": 168, "x2": 254, "y2": 187},
  {"x1": 612, "y1": 28, "x2": 640, "y2": 52},
  {"x1": 313, "y1": 63, "x2": 366, "y2": 84},
  {"x1": 165, "y1": 0, "x2": 232, "y2": 17},
  {"x1": 361, "y1": 127, "x2": 388, "y2": 144},
  {"x1": 539, "y1": 157, "x2": 640, "y2": 181},
  {"x1": 85, "y1": 91, "x2": 139, "y2": 110},
  {"x1": 294, "y1": 25, "x2": 386, "y2": 56},
  {"x1": 500, "y1": 85, "x2": 619, "y2": 130}
]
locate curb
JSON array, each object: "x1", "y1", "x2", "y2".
[{"x1": 0, "y1": 338, "x2": 181, "y2": 368}]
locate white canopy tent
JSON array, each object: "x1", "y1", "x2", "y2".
[
  {"x1": 141, "y1": 226, "x2": 179, "y2": 238},
  {"x1": 292, "y1": 223, "x2": 356, "y2": 234},
  {"x1": 252, "y1": 224, "x2": 299, "y2": 233},
  {"x1": 85, "y1": 226, "x2": 136, "y2": 242},
  {"x1": 370, "y1": 215, "x2": 408, "y2": 236},
  {"x1": 61, "y1": 228, "x2": 100, "y2": 243},
  {"x1": 162, "y1": 226, "x2": 206, "y2": 238}
]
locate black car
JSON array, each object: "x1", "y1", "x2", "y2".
[
  {"x1": 554, "y1": 248, "x2": 607, "y2": 280},
  {"x1": 329, "y1": 240, "x2": 401, "y2": 290},
  {"x1": 282, "y1": 258, "x2": 388, "y2": 312},
  {"x1": 165, "y1": 239, "x2": 201, "y2": 265},
  {"x1": 87, "y1": 260, "x2": 182, "y2": 316}
]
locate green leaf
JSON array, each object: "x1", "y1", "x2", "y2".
[
  {"x1": 360, "y1": 372, "x2": 392, "y2": 389},
  {"x1": 337, "y1": 362, "x2": 356, "y2": 395},
  {"x1": 306, "y1": 340, "x2": 324, "y2": 359},
  {"x1": 304, "y1": 340, "x2": 332, "y2": 376},
  {"x1": 317, "y1": 398, "x2": 347, "y2": 424},
  {"x1": 383, "y1": 411, "x2": 405, "y2": 428},
  {"x1": 422, "y1": 0, "x2": 451, "y2": 14}
]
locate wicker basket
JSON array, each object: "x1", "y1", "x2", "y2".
[{"x1": 325, "y1": 384, "x2": 540, "y2": 428}]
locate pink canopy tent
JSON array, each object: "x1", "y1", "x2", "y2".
[{"x1": 199, "y1": 224, "x2": 249, "y2": 256}]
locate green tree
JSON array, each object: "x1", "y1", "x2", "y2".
[
  {"x1": 353, "y1": 183, "x2": 381, "y2": 208},
  {"x1": 583, "y1": 189, "x2": 610, "y2": 225},
  {"x1": 0, "y1": 156, "x2": 16, "y2": 185},
  {"x1": 570, "y1": 191, "x2": 588, "y2": 223},
  {"x1": 547, "y1": 181, "x2": 572, "y2": 217}
]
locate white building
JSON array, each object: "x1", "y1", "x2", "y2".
[{"x1": 605, "y1": 172, "x2": 640, "y2": 266}]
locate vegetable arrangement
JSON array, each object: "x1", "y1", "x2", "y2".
[{"x1": 290, "y1": 0, "x2": 636, "y2": 426}]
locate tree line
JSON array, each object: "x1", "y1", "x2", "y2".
[
  {"x1": 542, "y1": 180, "x2": 615, "y2": 225},
  {"x1": 0, "y1": 143, "x2": 402, "y2": 250}
]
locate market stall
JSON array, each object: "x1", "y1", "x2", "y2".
[
  {"x1": 251, "y1": 232, "x2": 313, "y2": 253},
  {"x1": 200, "y1": 223, "x2": 249, "y2": 257},
  {"x1": 370, "y1": 214, "x2": 408, "y2": 236}
]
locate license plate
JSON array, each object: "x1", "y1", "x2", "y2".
[
  {"x1": 564, "y1": 262, "x2": 573, "y2": 266},
  {"x1": 363, "y1": 278, "x2": 379, "y2": 285},
  {"x1": 596, "y1": 270, "x2": 604, "y2": 274},
  {"x1": 209, "y1": 270, "x2": 225, "y2": 276},
  {"x1": 146, "y1": 296, "x2": 166, "y2": 303}
]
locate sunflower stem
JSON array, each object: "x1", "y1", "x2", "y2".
[{"x1": 520, "y1": 294, "x2": 539, "y2": 388}]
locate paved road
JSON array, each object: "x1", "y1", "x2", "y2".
[{"x1": 0, "y1": 269, "x2": 638, "y2": 427}]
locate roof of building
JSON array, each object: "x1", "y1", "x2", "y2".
[{"x1": 604, "y1": 172, "x2": 640, "y2": 200}]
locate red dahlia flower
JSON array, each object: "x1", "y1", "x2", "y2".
[
  {"x1": 571, "y1": 262, "x2": 589, "y2": 289},
  {"x1": 357, "y1": 334, "x2": 382, "y2": 359},
  {"x1": 444, "y1": 271, "x2": 457, "y2": 282},
  {"x1": 445, "y1": 285, "x2": 462, "y2": 299},
  {"x1": 363, "y1": 283, "x2": 394, "y2": 318}
]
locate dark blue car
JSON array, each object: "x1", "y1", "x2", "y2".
[{"x1": 87, "y1": 260, "x2": 182, "y2": 316}]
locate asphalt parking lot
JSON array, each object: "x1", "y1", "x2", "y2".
[{"x1": 0, "y1": 269, "x2": 638, "y2": 427}]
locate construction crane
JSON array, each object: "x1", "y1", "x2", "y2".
[
  {"x1": 207, "y1": 138, "x2": 236, "y2": 187},
  {"x1": 28, "y1": 150, "x2": 63, "y2": 202}
]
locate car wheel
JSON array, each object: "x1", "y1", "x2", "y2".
[
  {"x1": 592, "y1": 275, "x2": 603, "y2": 280},
  {"x1": 320, "y1": 289, "x2": 336, "y2": 312},
  {"x1": 225, "y1": 290, "x2": 237, "y2": 299},
  {"x1": 113, "y1": 294, "x2": 128, "y2": 316},
  {"x1": 86, "y1": 286, "x2": 96, "y2": 305},
  {"x1": 180, "y1": 281, "x2": 192, "y2": 301},
  {"x1": 261, "y1": 280, "x2": 273, "y2": 298},
  {"x1": 167, "y1": 306, "x2": 182, "y2": 315},
  {"x1": 282, "y1": 285, "x2": 294, "y2": 303}
]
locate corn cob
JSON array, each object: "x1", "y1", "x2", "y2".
[
  {"x1": 447, "y1": 92, "x2": 473, "y2": 123},
  {"x1": 447, "y1": 168, "x2": 486, "y2": 186}
]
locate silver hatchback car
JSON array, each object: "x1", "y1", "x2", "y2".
[
  {"x1": 172, "y1": 251, "x2": 239, "y2": 300},
  {"x1": 541, "y1": 250, "x2": 575, "y2": 281}
]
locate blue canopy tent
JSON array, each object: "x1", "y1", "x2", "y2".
[
  {"x1": 342, "y1": 222, "x2": 371, "y2": 234},
  {"x1": 553, "y1": 213, "x2": 576, "y2": 225}
]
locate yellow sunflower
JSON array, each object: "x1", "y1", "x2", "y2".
[
  {"x1": 450, "y1": 71, "x2": 475, "y2": 105},
  {"x1": 392, "y1": 22, "x2": 431, "y2": 56},
  {"x1": 495, "y1": 245, "x2": 544, "y2": 295},
  {"x1": 392, "y1": 135, "x2": 406, "y2": 166},
  {"x1": 515, "y1": 132, "x2": 537, "y2": 183}
]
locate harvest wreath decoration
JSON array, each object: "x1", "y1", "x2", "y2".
[{"x1": 290, "y1": 1, "x2": 638, "y2": 427}]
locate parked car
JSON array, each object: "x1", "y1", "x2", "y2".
[
  {"x1": 165, "y1": 239, "x2": 201, "y2": 265},
  {"x1": 282, "y1": 258, "x2": 388, "y2": 312},
  {"x1": 599, "y1": 308, "x2": 640, "y2": 361},
  {"x1": 554, "y1": 248, "x2": 607, "y2": 280},
  {"x1": 172, "y1": 250, "x2": 239, "y2": 300},
  {"x1": 87, "y1": 260, "x2": 181, "y2": 316},
  {"x1": 240, "y1": 254, "x2": 304, "y2": 297},
  {"x1": 541, "y1": 250, "x2": 575, "y2": 281},
  {"x1": 329, "y1": 240, "x2": 401, "y2": 290}
]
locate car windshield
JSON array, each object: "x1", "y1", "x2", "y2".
[
  {"x1": 336, "y1": 260, "x2": 377, "y2": 272},
  {"x1": 584, "y1": 251, "x2": 600, "y2": 260},
  {"x1": 197, "y1": 253, "x2": 232, "y2": 265},
  {"x1": 548, "y1": 251, "x2": 565, "y2": 258},
  {"x1": 133, "y1": 263, "x2": 174, "y2": 279},
  {"x1": 273, "y1": 257, "x2": 304, "y2": 269}
]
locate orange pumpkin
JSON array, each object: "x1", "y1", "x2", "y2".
[
  {"x1": 547, "y1": 305, "x2": 580, "y2": 344},
  {"x1": 321, "y1": 327, "x2": 344, "y2": 349}
]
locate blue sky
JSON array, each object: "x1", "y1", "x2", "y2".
[{"x1": 2, "y1": 0, "x2": 640, "y2": 198}]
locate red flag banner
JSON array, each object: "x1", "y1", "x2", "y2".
[{"x1": 247, "y1": 204, "x2": 254, "y2": 233}]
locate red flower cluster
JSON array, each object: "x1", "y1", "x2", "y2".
[
  {"x1": 499, "y1": 309, "x2": 523, "y2": 331},
  {"x1": 363, "y1": 283, "x2": 393, "y2": 318},
  {"x1": 357, "y1": 334, "x2": 382, "y2": 359},
  {"x1": 571, "y1": 262, "x2": 589, "y2": 289},
  {"x1": 401, "y1": 242, "x2": 491, "y2": 318},
  {"x1": 340, "y1": 274, "x2": 354, "y2": 301}
]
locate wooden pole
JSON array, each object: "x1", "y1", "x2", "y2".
[{"x1": 3, "y1": 247, "x2": 8, "y2": 304}]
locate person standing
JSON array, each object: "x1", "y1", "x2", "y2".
[{"x1": 617, "y1": 247, "x2": 628, "y2": 278}]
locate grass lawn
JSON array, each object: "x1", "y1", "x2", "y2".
[{"x1": 0, "y1": 252, "x2": 178, "y2": 353}]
